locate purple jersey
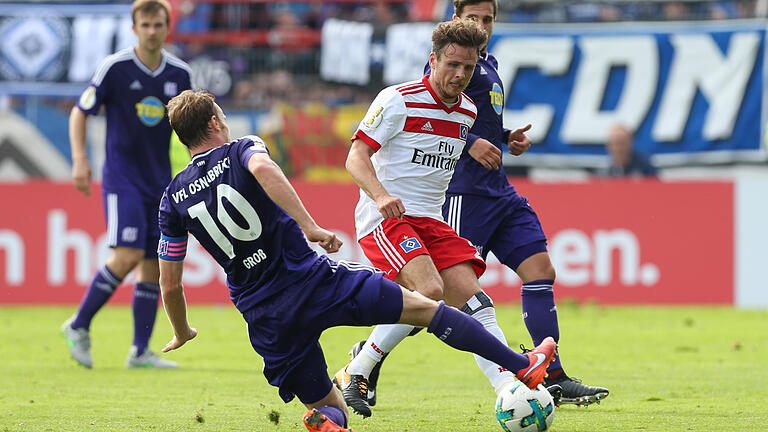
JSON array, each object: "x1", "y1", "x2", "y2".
[
  {"x1": 158, "y1": 136, "x2": 322, "y2": 313},
  {"x1": 427, "y1": 53, "x2": 523, "y2": 200},
  {"x1": 78, "y1": 48, "x2": 192, "y2": 201}
]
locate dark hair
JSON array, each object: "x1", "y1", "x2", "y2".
[
  {"x1": 132, "y1": 0, "x2": 171, "y2": 25},
  {"x1": 167, "y1": 90, "x2": 217, "y2": 149},
  {"x1": 432, "y1": 20, "x2": 487, "y2": 59},
  {"x1": 453, "y1": 0, "x2": 497, "y2": 18}
]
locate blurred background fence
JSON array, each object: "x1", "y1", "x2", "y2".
[{"x1": 1, "y1": 0, "x2": 767, "y2": 179}]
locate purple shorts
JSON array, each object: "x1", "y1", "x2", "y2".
[
  {"x1": 443, "y1": 193, "x2": 547, "y2": 270},
  {"x1": 242, "y1": 259, "x2": 403, "y2": 404},
  {"x1": 102, "y1": 189, "x2": 160, "y2": 258}
]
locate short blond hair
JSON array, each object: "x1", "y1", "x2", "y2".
[
  {"x1": 132, "y1": 0, "x2": 171, "y2": 25},
  {"x1": 167, "y1": 90, "x2": 218, "y2": 150}
]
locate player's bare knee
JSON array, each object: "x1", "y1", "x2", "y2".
[
  {"x1": 119, "y1": 251, "x2": 143, "y2": 268},
  {"x1": 107, "y1": 247, "x2": 144, "y2": 276},
  {"x1": 518, "y1": 252, "x2": 556, "y2": 282},
  {"x1": 418, "y1": 281, "x2": 444, "y2": 301},
  {"x1": 547, "y1": 266, "x2": 556, "y2": 282},
  {"x1": 538, "y1": 263, "x2": 556, "y2": 281}
]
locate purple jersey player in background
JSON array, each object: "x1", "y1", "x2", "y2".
[
  {"x1": 61, "y1": 0, "x2": 191, "y2": 369},
  {"x1": 157, "y1": 89, "x2": 558, "y2": 432},
  {"x1": 441, "y1": 0, "x2": 609, "y2": 405}
]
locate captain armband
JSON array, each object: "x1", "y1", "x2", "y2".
[{"x1": 158, "y1": 233, "x2": 188, "y2": 261}]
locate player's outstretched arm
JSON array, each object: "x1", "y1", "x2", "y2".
[
  {"x1": 69, "y1": 107, "x2": 92, "y2": 196},
  {"x1": 248, "y1": 152, "x2": 341, "y2": 253},
  {"x1": 346, "y1": 139, "x2": 405, "y2": 220},
  {"x1": 159, "y1": 259, "x2": 198, "y2": 352}
]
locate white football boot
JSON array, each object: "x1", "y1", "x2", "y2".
[
  {"x1": 61, "y1": 317, "x2": 93, "y2": 368},
  {"x1": 125, "y1": 346, "x2": 178, "y2": 369}
]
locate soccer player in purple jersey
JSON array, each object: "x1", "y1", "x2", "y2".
[
  {"x1": 61, "y1": 0, "x2": 192, "y2": 369},
  {"x1": 442, "y1": 0, "x2": 609, "y2": 405},
  {"x1": 344, "y1": 0, "x2": 610, "y2": 409},
  {"x1": 156, "y1": 89, "x2": 557, "y2": 432}
]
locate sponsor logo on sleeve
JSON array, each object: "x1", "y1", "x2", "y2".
[
  {"x1": 246, "y1": 135, "x2": 267, "y2": 152},
  {"x1": 79, "y1": 86, "x2": 97, "y2": 110},
  {"x1": 363, "y1": 106, "x2": 384, "y2": 129}
]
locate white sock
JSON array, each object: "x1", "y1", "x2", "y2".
[
  {"x1": 346, "y1": 323, "x2": 415, "y2": 377},
  {"x1": 469, "y1": 306, "x2": 517, "y2": 391}
]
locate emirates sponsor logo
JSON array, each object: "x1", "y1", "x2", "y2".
[{"x1": 410, "y1": 149, "x2": 458, "y2": 171}]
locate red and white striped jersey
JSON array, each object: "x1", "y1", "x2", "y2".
[{"x1": 351, "y1": 75, "x2": 477, "y2": 240}]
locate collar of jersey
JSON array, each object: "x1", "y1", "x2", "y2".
[
  {"x1": 421, "y1": 75, "x2": 464, "y2": 114},
  {"x1": 131, "y1": 48, "x2": 168, "y2": 78},
  {"x1": 189, "y1": 144, "x2": 224, "y2": 165}
]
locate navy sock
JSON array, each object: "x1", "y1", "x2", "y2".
[
  {"x1": 71, "y1": 266, "x2": 122, "y2": 330},
  {"x1": 132, "y1": 282, "x2": 160, "y2": 356},
  {"x1": 521, "y1": 279, "x2": 562, "y2": 371},
  {"x1": 427, "y1": 301, "x2": 529, "y2": 372},
  {"x1": 317, "y1": 405, "x2": 346, "y2": 428}
]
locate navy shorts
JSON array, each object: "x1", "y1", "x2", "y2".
[
  {"x1": 242, "y1": 259, "x2": 403, "y2": 404},
  {"x1": 102, "y1": 189, "x2": 160, "y2": 258},
  {"x1": 443, "y1": 193, "x2": 547, "y2": 270}
]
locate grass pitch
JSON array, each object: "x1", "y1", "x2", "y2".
[{"x1": 2, "y1": 304, "x2": 767, "y2": 431}]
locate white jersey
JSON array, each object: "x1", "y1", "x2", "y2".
[{"x1": 352, "y1": 76, "x2": 477, "y2": 239}]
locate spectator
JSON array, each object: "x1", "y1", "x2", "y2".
[
  {"x1": 662, "y1": 1, "x2": 690, "y2": 19},
  {"x1": 599, "y1": 124, "x2": 657, "y2": 177}
]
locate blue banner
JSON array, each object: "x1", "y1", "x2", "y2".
[{"x1": 490, "y1": 21, "x2": 767, "y2": 166}]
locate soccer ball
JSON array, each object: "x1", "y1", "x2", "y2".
[{"x1": 495, "y1": 381, "x2": 556, "y2": 432}]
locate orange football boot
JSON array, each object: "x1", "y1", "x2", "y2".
[
  {"x1": 303, "y1": 408, "x2": 355, "y2": 432},
  {"x1": 515, "y1": 336, "x2": 557, "y2": 389}
]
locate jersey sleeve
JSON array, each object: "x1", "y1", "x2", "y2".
[
  {"x1": 182, "y1": 69, "x2": 193, "y2": 92},
  {"x1": 157, "y1": 190, "x2": 189, "y2": 261},
  {"x1": 179, "y1": 70, "x2": 192, "y2": 93},
  {"x1": 352, "y1": 88, "x2": 406, "y2": 151},
  {"x1": 77, "y1": 57, "x2": 113, "y2": 115},
  {"x1": 235, "y1": 135, "x2": 271, "y2": 170}
]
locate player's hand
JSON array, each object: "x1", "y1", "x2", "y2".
[
  {"x1": 508, "y1": 124, "x2": 532, "y2": 156},
  {"x1": 162, "y1": 326, "x2": 197, "y2": 352},
  {"x1": 72, "y1": 158, "x2": 92, "y2": 196},
  {"x1": 376, "y1": 195, "x2": 405, "y2": 220},
  {"x1": 305, "y1": 227, "x2": 343, "y2": 253},
  {"x1": 468, "y1": 138, "x2": 502, "y2": 170}
]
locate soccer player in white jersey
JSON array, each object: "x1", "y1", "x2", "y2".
[{"x1": 332, "y1": 20, "x2": 555, "y2": 418}]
